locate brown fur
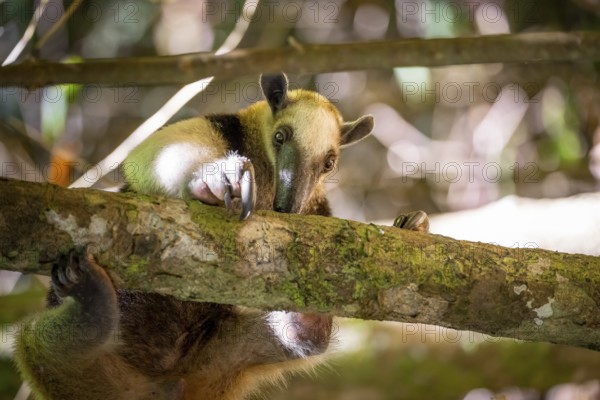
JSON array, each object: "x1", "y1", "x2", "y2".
[
  {"x1": 17, "y1": 262, "x2": 333, "y2": 400},
  {"x1": 15, "y1": 74, "x2": 373, "y2": 400}
]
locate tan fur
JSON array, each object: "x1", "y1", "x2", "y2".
[
  {"x1": 17, "y1": 74, "x2": 373, "y2": 400},
  {"x1": 229, "y1": 353, "x2": 330, "y2": 400},
  {"x1": 241, "y1": 89, "x2": 344, "y2": 165},
  {"x1": 124, "y1": 88, "x2": 348, "y2": 214},
  {"x1": 124, "y1": 118, "x2": 229, "y2": 198}
]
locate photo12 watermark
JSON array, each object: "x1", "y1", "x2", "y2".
[
  {"x1": 1, "y1": 85, "x2": 140, "y2": 104},
  {"x1": 397, "y1": 1, "x2": 540, "y2": 25},
  {"x1": 400, "y1": 82, "x2": 540, "y2": 104},
  {"x1": 400, "y1": 162, "x2": 540, "y2": 184},
  {"x1": 201, "y1": 1, "x2": 340, "y2": 24}
]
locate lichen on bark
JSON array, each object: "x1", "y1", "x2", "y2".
[{"x1": 1, "y1": 178, "x2": 599, "y2": 351}]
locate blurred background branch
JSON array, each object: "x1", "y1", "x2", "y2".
[
  {"x1": 33, "y1": 0, "x2": 83, "y2": 51},
  {"x1": 2, "y1": 31, "x2": 600, "y2": 87},
  {"x1": 1, "y1": 0, "x2": 49, "y2": 66},
  {"x1": 68, "y1": 0, "x2": 256, "y2": 188}
]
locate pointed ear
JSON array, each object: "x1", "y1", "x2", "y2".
[
  {"x1": 260, "y1": 73, "x2": 289, "y2": 114},
  {"x1": 340, "y1": 115, "x2": 374, "y2": 148}
]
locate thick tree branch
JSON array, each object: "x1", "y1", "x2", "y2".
[
  {"x1": 2, "y1": 31, "x2": 600, "y2": 87},
  {"x1": 1, "y1": 177, "x2": 599, "y2": 351}
]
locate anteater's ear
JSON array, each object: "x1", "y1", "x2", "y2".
[
  {"x1": 340, "y1": 115, "x2": 374, "y2": 148},
  {"x1": 260, "y1": 73, "x2": 289, "y2": 114}
]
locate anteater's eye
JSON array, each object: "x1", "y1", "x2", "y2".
[
  {"x1": 273, "y1": 130, "x2": 286, "y2": 146},
  {"x1": 323, "y1": 156, "x2": 336, "y2": 173}
]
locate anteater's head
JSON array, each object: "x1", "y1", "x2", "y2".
[{"x1": 259, "y1": 73, "x2": 374, "y2": 214}]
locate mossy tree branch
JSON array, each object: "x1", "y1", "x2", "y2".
[
  {"x1": 1, "y1": 177, "x2": 599, "y2": 351},
  {"x1": 2, "y1": 31, "x2": 600, "y2": 88}
]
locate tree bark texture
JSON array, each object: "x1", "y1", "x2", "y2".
[
  {"x1": 1, "y1": 31, "x2": 600, "y2": 87},
  {"x1": 1, "y1": 178, "x2": 599, "y2": 351}
]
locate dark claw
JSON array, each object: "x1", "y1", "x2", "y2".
[
  {"x1": 51, "y1": 251, "x2": 81, "y2": 298},
  {"x1": 240, "y1": 160, "x2": 256, "y2": 220},
  {"x1": 223, "y1": 184, "x2": 232, "y2": 211},
  {"x1": 393, "y1": 210, "x2": 430, "y2": 232},
  {"x1": 221, "y1": 170, "x2": 233, "y2": 210}
]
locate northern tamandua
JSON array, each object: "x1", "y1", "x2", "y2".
[
  {"x1": 122, "y1": 73, "x2": 374, "y2": 218},
  {"x1": 14, "y1": 73, "x2": 428, "y2": 400}
]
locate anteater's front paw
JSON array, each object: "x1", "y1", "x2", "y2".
[
  {"x1": 393, "y1": 210, "x2": 430, "y2": 233},
  {"x1": 188, "y1": 152, "x2": 256, "y2": 220}
]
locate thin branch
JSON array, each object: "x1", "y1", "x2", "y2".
[
  {"x1": 2, "y1": 0, "x2": 50, "y2": 66},
  {"x1": 1, "y1": 178, "x2": 599, "y2": 351},
  {"x1": 68, "y1": 0, "x2": 259, "y2": 189},
  {"x1": 1, "y1": 31, "x2": 600, "y2": 87},
  {"x1": 34, "y1": 0, "x2": 84, "y2": 51}
]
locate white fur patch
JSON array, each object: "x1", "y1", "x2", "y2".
[
  {"x1": 154, "y1": 142, "x2": 209, "y2": 196},
  {"x1": 188, "y1": 152, "x2": 250, "y2": 200},
  {"x1": 266, "y1": 311, "x2": 312, "y2": 358}
]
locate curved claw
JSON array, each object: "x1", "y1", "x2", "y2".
[
  {"x1": 223, "y1": 182, "x2": 232, "y2": 211},
  {"x1": 240, "y1": 160, "x2": 256, "y2": 220},
  {"x1": 393, "y1": 210, "x2": 430, "y2": 232}
]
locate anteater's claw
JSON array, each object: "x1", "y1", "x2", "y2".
[
  {"x1": 223, "y1": 181, "x2": 232, "y2": 211},
  {"x1": 393, "y1": 210, "x2": 430, "y2": 232},
  {"x1": 240, "y1": 160, "x2": 256, "y2": 220}
]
